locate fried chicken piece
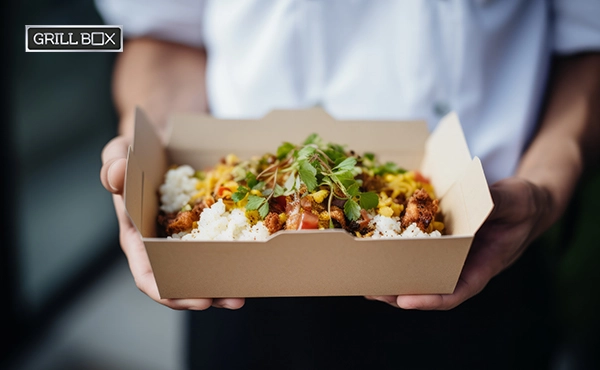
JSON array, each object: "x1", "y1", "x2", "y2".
[
  {"x1": 161, "y1": 202, "x2": 207, "y2": 236},
  {"x1": 164, "y1": 210, "x2": 198, "y2": 235},
  {"x1": 400, "y1": 188, "x2": 439, "y2": 232},
  {"x1": 329, "y1": 206, "x2": 347, "y2": 229},
  {"x1": 264, "y1": 212, "x2": 283, "y2": 234}
]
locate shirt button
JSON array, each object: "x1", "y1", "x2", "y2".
[{"x1": 433, "y1": 101, "x2": 451, "y2": 117}]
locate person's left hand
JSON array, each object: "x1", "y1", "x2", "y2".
[{"x1": 365, "y1": 177, "x2": 552, "y2": 310}]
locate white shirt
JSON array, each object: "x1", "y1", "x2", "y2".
[{"x1": 96, "y1": 0, "x2": 600, "y2": 183}]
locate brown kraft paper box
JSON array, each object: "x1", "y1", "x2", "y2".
[{"x1": 124, "y1": 107, "x2": 494, "y2": 299}]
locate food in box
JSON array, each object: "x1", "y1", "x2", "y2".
[{"x1": 124, "y1": 108, "x2": 493, "y2": 298}]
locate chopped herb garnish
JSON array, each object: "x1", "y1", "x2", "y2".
[{"x1": 229, "y1": 134, "x2": 398, "y2": 221}]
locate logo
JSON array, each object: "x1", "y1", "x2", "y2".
[{"x1": 26, "y1": 25, "x2": 123, "y2": 52}]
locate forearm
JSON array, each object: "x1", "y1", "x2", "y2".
[
  {"x1": 112, "y1": 37, "x2": 209, "y2": 139},
  {"x1": 517, "y1": 53, "x2": 600, "y2": 234}
]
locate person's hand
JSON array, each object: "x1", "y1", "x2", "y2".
[
  {"x1": 366, "y1": 177, "x2": 551, "y2": 310},
  {"x1": 100, "y1": 135, "x2": 245, "y2": 310}
]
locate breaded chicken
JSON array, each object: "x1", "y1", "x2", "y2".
[
  {"x1": 329, "y1": 206, "x2": 347, "y2": 229},
  {"x1": 264, "y1": 212, "x2": 283, "y2": 234},
  {"x1": 160, "y1": 202, "x2": 206, "y2": 235},
  {"x1": 400, "y1": 188, "x2": 439, "y2": 232}
]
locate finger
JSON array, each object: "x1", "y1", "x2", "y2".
[
  {"x1": 396, "y1": 244, "x2": 494, "y2": 310},
  {"x1": 486, "y1": 178, "x2": 536, "y2": 222},
  {"x1": 112, "y1": 195, "x2": 213, "y2": 310},
  {"x1": 100, "y1": 136, "x2": 131, "y2": 194},
  {"x1": 395, "y1": 277, "x2": 476, "y2": 310},
  {"x1": 162, "y1": 298, "x2": 214, "y2": 311},
  {"x1": 212, "y1": 298, "x2": 246, "y2": 310}
]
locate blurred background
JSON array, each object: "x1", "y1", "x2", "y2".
[
  {"x1": 2, "y1": 1, "x2": 185, "y2": 369},
  {"x1": 1, "y1": 1, "x2": 599, "y2": 369}
]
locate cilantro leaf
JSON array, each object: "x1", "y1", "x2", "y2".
[
  {"x1": 246, "y1": 172, "x2": 258, "y2": 189},
  {"x1": 374, "y1": 161, "x2": 406, "y2": 176},
  {"x1": 346, "y1": 183, "x2": 360, "y2": 197},
  {"x1": 273, "y1": 184, "x2": 285, "y2": 197},
  {"x1": 276, "y1": 142, "x2": 295, "y2": 160},
  {"x1": 333, "y1": 157, "x2": 357, "y2": 172},
  {"x1": 246, "y1": 195, "x2": 266, "y2": 210},
  {"x1": 359, "y1": 191, "x2": 379, "y2": 210},
  {"x1": 324, "y1": 149, "x2": 345, "y2": 164},
  {"x1": 283, "y1": 173, "x2": 297, "y2": 192},
  {"x1": 297, "y1": 146, "x2": 316, "y2": 161},
  {"x1": 303, "y1": 133, "x2": 320, "y2": 145},
  {"x1": 298, "y1": 161, "x2": 318, "y2": 191},
  {"x1": 258, "y1": 202, "x2": 270, "y2": 218},
  {"x1": 344, "y1": 199, "x2": 361, "y2": 221},
  {"x1": 231, "y1": 186, "x2": 249, "y2": 202},
  {"x1": 333, "y1": 171, "x2": 355, "y2": 190},
  {"x1": 252, "y1": 181, "x2": 265, "y2": 190},
  {"x1": 363, "y1": 152, "x2": 375, "y2": 161}
]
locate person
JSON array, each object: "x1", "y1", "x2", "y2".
[{"x1": 97, "y1": 1, "x2": 600, "y2": 368}]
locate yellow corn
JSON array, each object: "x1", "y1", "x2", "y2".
[
  {"x1": 246, "y1": 210, "x2": 260, "y2": 225},
  {"x1": 391, "y1": 203, "x2": 403, "y2": 217},
  {"x1": 378, "y1": 206, "x2": 394, "y2": 217},
  {"x1": 312, "y1": 189, "x2": 329, "y2": 203},
  {"x1": 432, "y1": 221, "x2": 445, "y2": 232},
  {"x1": 279, "y1": 213, "x2": 288, "y2": 224}
]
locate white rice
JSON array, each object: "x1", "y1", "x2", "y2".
[
  {"x1": 369, "y1": 215, "x2": 441, "y2": 238},
  {"x1": 159, "y1": 165, "x2": 198, "y2": 213},
  {"x1": 172, "y1": 199, "x2": 270, "y2": 241}
]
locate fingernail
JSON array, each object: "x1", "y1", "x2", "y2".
[{"x1": 107, "y1": 161, "x2": 119, "y2": 192}]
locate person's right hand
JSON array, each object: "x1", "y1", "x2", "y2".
[{"x1": 100, "y1": 135, "x2": 246, "y2": 310}]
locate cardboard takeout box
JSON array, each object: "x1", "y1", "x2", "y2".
[{"x1": 124, "y1": 108, "x2": 493, "y2": 298}]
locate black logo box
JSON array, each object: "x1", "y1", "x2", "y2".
[{"x1": 26, "y1": 26, "x2": 123, "y2": 52}]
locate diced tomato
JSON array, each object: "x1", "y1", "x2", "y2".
[
  {"x1": 216, "y1": 186, "x2": 230, "y2": 197},
  {"x1": 298, "y1": 212, "x2": 319, "y2": 229},
  {"x1": 414, "y1": 171, "x2": 430, "y2": 184},
  {"x1": 300, "y1": 196, "x2": 312, "y2": 212}
]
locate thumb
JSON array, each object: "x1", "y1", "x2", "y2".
[
  {"x1": 486, "y1": 178, "x2": 530, "y2": 222},
  {"x1": 100, "y1": 136, "x2": 131, "y2": 195}
]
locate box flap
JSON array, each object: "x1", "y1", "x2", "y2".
[
  {"x1": 421, "y1": 112, "x2": 472, "y2": 198},
  {"x1": 440, "y1": 157, "x2": 494, "y2": 235},
  {"x1": 133, "y1": 107, "x2": 168, "y2": 179},
  {"x1": 129, "y1": 107, "x2": 168, "y2": 237},
  {"x1": 124, "y1": 146, "x2": 142, "y2": 234},
  {"x1": 166, "y1": 108, "x2": 430, "y2": 171}
]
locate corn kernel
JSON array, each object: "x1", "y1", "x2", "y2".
[
  {"x1": 312, "y1": 189, "x2": 329, "y2": 203},
  {"x1": 279, "y1": 213, "x2": 288, "y2": 224},
  {"x1": 246, "y1": 210, "x2": 260, "y2": 225},
  {"x1": 378, "y1": 206, "x2": 394, "y2": 217},
  {"x1": 391, "y1": 203, "x2": 403, "y2": 217},
  {"x1": 318, "y1": 211, "x2": 330, "y2": 221}
]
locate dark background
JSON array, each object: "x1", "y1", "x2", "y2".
[
  {"x1": 2, "y1": 0, "x2": 599, "y2": 369},
  {"x1": 2, "y1": 0, "x2": 121, "y2": 365}
]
